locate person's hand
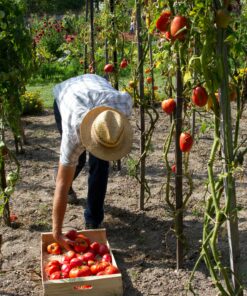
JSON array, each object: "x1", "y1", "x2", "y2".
[{"x1": 53, "y1": 232, "x2": 75, "y2": 251}]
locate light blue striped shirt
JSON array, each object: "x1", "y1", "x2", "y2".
[{"x1": 54, "y1": 74, "x2": 133, "y2": 166}]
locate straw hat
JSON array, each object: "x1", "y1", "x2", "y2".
[{"x1": 80, "y1": 106, "x2": 133, "y2": 161}]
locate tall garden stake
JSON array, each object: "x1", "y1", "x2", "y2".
[
  {"x1": 148, "y1": 33, "x2": 155, "y2": 105},
  {"x1": 217, "y1": 26, "x2": 242, "y2": 295},
  {"x1": 84, "y1": 0, "x2": 89, "y2": 74},
  {"x1": 109, "y1": 0, "x2": 121, "y2": 171},
  {"x1": 136, "y1": 0, "x2": 145, "y2": 210},
  {"x1": 89, "y1": 0, "x2": 95, "y2": 72},
  {"x1": 175, "y1": 54, "x2": 183, "y2": 269}
]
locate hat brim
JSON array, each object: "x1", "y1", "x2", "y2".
[{"x1": 80, "y1": 106, "x2": 133, "y2": 161}]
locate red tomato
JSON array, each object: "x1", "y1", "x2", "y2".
[
  {"x1": 50, "y1": 271, "x2": 63, "y2": 280},
  {"x1": 144, "y1": 68, "x2": 151, "y2": 74},
  {"x1": 101, "y1": 253, "x2": 112, "y2": 263},
  {"x1": 170, "y1": 16, "x2": 188, "y2": 41},
  {"x1": 104, "y1": 63, "x2": 114, "y2": 73},
  {"x1": 120, "y1": 59, "x2": 128, "y2": 69},
  {"x1": 45, "y1": 260, "x2": 61, "y2": 268},
  {"x1": 47, "y1": 242, "x2": 62, "y2": 255},
  {"x1": 98, "y1": 244, "x2": 109, "y2": 256},
  {"x1": 65, "y1": 229, "x2": 78, "y2": 241},
  {"x1": 61, "y1": 263, "x2": 72, "y2": 274},
  {"x1": 90, "y1": 261, "x2": 110, "y2": 275},
  {"x1": 104, "y1": 265, "x2": 120, "y2": 275},
  {"x1": 156, "y1": 10, "x2": 171, "y2": 32},
  {"x1": 161, "y1": 98, "x2": 176, "y2": 114},
  {"x1": 80, "y1": 251, "x2": 95, "y2": 262},
  {"x1": 146, "y1": 77, "x2": 152, "y2": 84},
  {"x1": 69, "y1": 266, "x2": 92, "y2": 278},
  {"x1": 60, "y1": 256, "x2": 70, "y2": 265},
  {"x1": 63, "y1": 250, "x2": 76, "y2": 262},
  {"x1": 87, "y1": 260, "x2": 95, "y2": 267},
  {"x1": 45, "y1": 264, "x2": 60, "y2": 276},
  {"x1": 192, "y1": 86, "x2": 208, "y2": 107},
  {"x1": 90, "y1": 241, "x2": 100, "y2": 253},
  {"x1": 69, "y1": 257, "x2": 83, "y2": 268},
  {"x1": 74, "y1": 234, "x2": 90, "y2": 253},
  {"x1": 98, "y1": 261, "x2": 110, "y2": 271},
  {"x1": 179, "y1": 132, "x2": 193, "y2": 152},
  {"x1": 171, "y1": 164, "x2": 176, "y2": 173},
  {"x1": 90, "y1": 264, "x2": 99, "y2": 275}
]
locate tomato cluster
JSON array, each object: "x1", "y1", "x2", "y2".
[
  {"x1": 155, "y1": 10, "x2": 189, "y2": 42},
  {"x1": 45, "y1": 230, "x2": 120, "y2": 280},
  {"x1": 103, "y1": 58, "x2": 128, "y2": 73}
]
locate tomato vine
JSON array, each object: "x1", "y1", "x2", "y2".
[{"x1": 0, "y1": 0, "x2": 34, "y2": 225}]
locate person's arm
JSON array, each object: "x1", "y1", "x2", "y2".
[{"x1": 52, "y1": 162, "x2": 76, "y2": 250}]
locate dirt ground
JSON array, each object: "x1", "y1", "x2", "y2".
[{"x1": 0, "y1": 104, "x2": 247, "y2": 296}]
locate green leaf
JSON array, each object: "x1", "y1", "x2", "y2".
[
  {"x1": 0, "y1": 11, "x2": 5, "y2": 19},
  {"x1": 0, "y1": 31, "x2": 6, "y2": 40}
]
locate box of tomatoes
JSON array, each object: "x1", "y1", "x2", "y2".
[{"x1": 41, "y1": 229, "x2": 123, "y2": 296}]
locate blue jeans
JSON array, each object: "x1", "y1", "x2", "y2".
[{"x1": 53, "y1": 101, "x2": 109, "y2": 226}]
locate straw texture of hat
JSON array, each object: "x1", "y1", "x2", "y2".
[{"x1": 80, "y1": 106, "x2": 133, "y2": 161}]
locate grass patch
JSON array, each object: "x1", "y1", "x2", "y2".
[{"x1": 26, "y1": 82, "x2": 55, "y2": 109}]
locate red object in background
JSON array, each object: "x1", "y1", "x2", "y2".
[
  {"x1": 179, "y1": 132, "x2": 193, "y2": 152},
  {"x1": 156, "y1": 10, "x2": 172, "y2": 32},
  {"x1": 171, "y1": 164, "x2": 176, "y2": 173},
  {"x1": 192, "y1": 86, "x2": 208, "y2": 107},
  {"x1": 104, "y1": 63, "x2": 114, "y2": 73},
  {"x1": 161, "y1": 98, "x2": 176, "y2": 115},
  {"x1": 10, "y1": 213, "x2": 18, "y2": 222},
  {"x1": 170, "y1": 16, "x2": 188, "y2": 41},
  {"x1": 120, "y1": 59, "x2": 128, "y2": 69}
]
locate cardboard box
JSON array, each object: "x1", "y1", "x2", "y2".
[{"x1": 41, "y1": 229, "x2": 123, "y2": 296}]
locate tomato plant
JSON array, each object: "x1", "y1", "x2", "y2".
[{"x1": 0, "y1": 0, "x2": 34, "y2": 225}]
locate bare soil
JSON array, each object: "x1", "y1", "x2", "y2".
[{"x1": 0, "y1": 105, "x2": 247, "y2": 296}]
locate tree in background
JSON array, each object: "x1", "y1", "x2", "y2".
[{"x1": 24, "y1": 0, "x2": 85, "y2": 15}]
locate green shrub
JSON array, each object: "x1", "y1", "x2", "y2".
[{"x1": 20, "y1": 91, "x2": 44, "y2": 115}]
